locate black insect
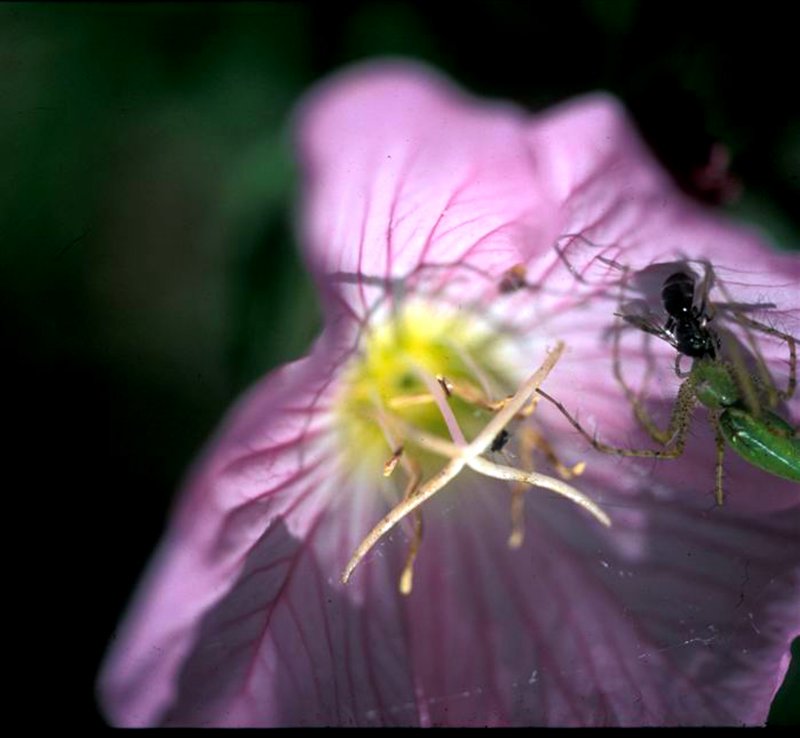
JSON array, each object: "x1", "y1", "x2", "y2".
[
  {"x1": 661, "y1": 271, "x2": 719, "y2": 359},
  {"x1": 620, "y1": 270, "x2": 720, "y2": 362},
  {"x1": 490, "y1": 429, "x2": 511, "y2": 453}
]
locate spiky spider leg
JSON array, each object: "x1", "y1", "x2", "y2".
[
  {"x1": 537, "y1": 374, "x2": 698, "y2": 462},
  {"x1": 703, "y1": 262, "x2": 797, "y2": 408},
  {"x1": 610, "y1": 266, "x2": 678, "y2": 445},
  {"x1": 707, "y1": 411, "x2": 727, "y2": 505},
  {"x1": 726, "y1": 313, "x2": 796, "y2": 404},
  {"x1": 611, "y1": 321, "x2": 678, "y2": 445}
]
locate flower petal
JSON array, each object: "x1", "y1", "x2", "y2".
[
  {"x1": 101, "y1": 440, "x2": 800, "y2": 726},
  {"x1": 98, "y1": 327, "x2": 358, "y2": 726},
  {"x1": 296, "y1": 60, "x2": 564, "y2": 320},
  {"x1": 290, "y1": 61, "x2": 800, "y2": 723},
  {"x1": 392, "y1": 472, "x2": 800, "y2": 725},
  {"x1": 101, "y1": 61, "x2": 800, "y2": 727}
]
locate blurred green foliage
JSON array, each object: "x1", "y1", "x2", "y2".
[{"x1": 2, "y1": 2, "x2": 796, "y2": 726}]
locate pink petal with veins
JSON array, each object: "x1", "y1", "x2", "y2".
[
  {"x1": 296, "y1": 60, "x2": 562, "y2": 321},
  {"x1": 99, "y1": 60, "x2": 800, "y2": 726}
]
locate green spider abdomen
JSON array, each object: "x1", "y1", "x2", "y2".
[{"x1": 720, "y1": 406, "x2": 800, "y2": 482}]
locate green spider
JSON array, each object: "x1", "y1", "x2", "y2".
[{"x1": 538, "y1": 260, "x2": 799, "y2": 504}]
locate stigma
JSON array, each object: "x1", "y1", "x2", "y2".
[{"x1": 334, "y1": 300, "x2": 607, "y2": 594}]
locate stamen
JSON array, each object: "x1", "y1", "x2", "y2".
[
  {"x1": 508, "y1": 487, "x2": 526, "y2": 548},
  {"x1": 371, "y1": 393, "x2": 402, "y2": 453},
  {"x1": 440, "y1": 376, "x2": 510, "y2": 411},
  {"x1": 399, "y1": 510, "x2": 423, "y2": 595},
  {"x1": 387, "y1": 393, "x2": 438, "y2": 409},
  {"x1": 571, "y1": 461, "x2": 587, "y2": 476},
  {"x1": 398, "y1": 461, "x2": 423, "y2": 595},
  {"x1": 383, "y1": 417, "x2": 464, "y2": 459},
  {"x1": 372, "y1": 403, "x2": 425, "y2": 594},
  {"x1": 505, "y1": 425, "x2": 586, "y2": 548},
  {"x1": 524, "y1": 426, "x2": 586, "y2": 480}
]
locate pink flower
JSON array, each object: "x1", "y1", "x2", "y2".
[{"x1": 98, "y1": 60, "x2": 800, "y2": 727}]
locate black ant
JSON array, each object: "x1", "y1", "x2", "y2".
[
  {"x1": 618, "y1": 270, "x2": 720, "y2": 369},
  {"x1": 490, "y1": 429, "x2": 511, "y2": 453}
]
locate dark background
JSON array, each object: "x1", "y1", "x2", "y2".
[{"x1": 2, "y1": 2, "x2": 796, "y2": 726}]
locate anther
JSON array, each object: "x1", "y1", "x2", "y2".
[
  {"x1": 499, "y1": 263, "x2": 528, "y2": 293},
  {"x1": 436, "y1": 374, "x2": 453, "y2": 397},
  {"x1": 398, "y1": 510, "x2": 423, "y2": 595},
  {"x1": 383, "y1": 447, "x2": 404, "y2": 477},
  {"x1": 508, "y1": 487, "x2": 525, "y2": 548}
]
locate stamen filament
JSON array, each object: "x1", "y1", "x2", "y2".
[
  {"x1": 439, "y1": 376, "x2": 509, "y2": 411},
  {"x1": 398, "y1": 460, "x2": 423, "y2": 595},
  {"x1": 389, "y1": 421, "x2": 462, "y2": 459},
  {"x1": 387, "y1": 393, "x2": 439, "y2": 409},
  {"x1": 415, "y1": 364, "x2": 467, "y2": 446}
]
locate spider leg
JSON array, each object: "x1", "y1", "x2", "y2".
[
  {"x1": 611, "y1": 268, "x2": 682, "y2": 444},
  {"x1": 707, "y1": 411, "x2": 727, "y2": 505},
  {"x1": 536, "y1": 376, "x2": 697, "y2": 461}
]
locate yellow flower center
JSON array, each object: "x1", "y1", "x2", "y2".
[{"x1": 335, "y1": 300, "x2": 516, "y2": 478}]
